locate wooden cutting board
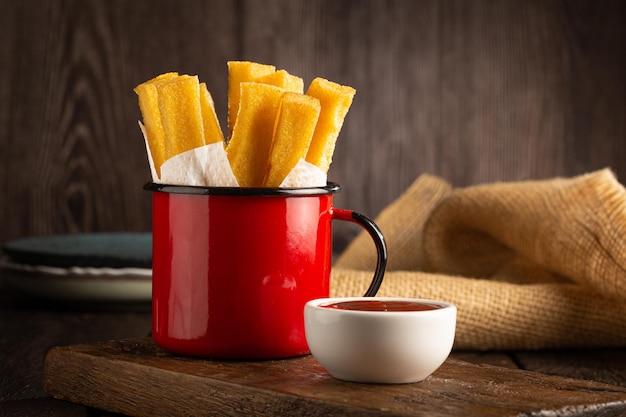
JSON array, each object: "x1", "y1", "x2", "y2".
[{"x1": 44, "y1": 337, "x2": 626, "y2": 417}]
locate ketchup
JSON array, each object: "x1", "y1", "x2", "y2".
[{"x1": 322, "y1": 300, "x2": 443, "y2": 312}]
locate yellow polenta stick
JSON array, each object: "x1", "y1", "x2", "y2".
[
  {"x1": 226, "y1": 82, "x2": 284, "y2": 187},
  {"x1": 305, "y1": 78, "x2": 356, "y2": 173},
  {"x1": 263, "y1": 93, "x2": 321, "y2": 187},
  {"x1": 227, "y1": 61, "x2": 275, "y2": 138},
  {"x1": 156, "y1": 75, "x2": 206, "y2": 161},
  {"x1": 199, "y1": 82, "x2": 225, "y2": 145},
  {"x1": 134, "y1": 72, "x2": 178, "y2": 177},
  {"x1": 255, "y1": 69, "x2": 304, "y2": 94}
]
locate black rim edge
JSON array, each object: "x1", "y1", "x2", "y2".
[{"x1": 143, "y1": 181, "x2": 341, "y2": 196}]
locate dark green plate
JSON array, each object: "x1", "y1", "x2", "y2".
[{"x1": 2, "y1": 233, "x2": 152, "y2": 268}]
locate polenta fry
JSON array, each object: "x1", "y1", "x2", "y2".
[
  {"x1": 227, "y1": 61, "x2": 276, "y2": 137},
  {"x1": 255, "y1": 69, "x2": 304, "y2": 94},
  {"x1": 305, "y1": 77, "x2": 356, "y2": 173},
  {"x1": 156, "y1": 75, "x2": 206, "y2": 160},
  {"x1": 226, "y1": 82, "x2": 284, "y2": 187},
  {"x1": 199, "y1": 82, "x2": 225, "y2": 145},
  {"x1": 264, "y1": 93, "x2": 320, "y2": 187},
  {"x1": 134, "y1": 72, "x2": 178, "y2": 177}
]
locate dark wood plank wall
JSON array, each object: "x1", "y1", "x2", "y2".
[{"x1": 0, "y1": 0, "x2": 624, "y2": 250}]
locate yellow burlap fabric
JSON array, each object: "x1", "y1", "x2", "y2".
[{"x1": 332, "y1": 169, "x2": 626, "y2": 350}]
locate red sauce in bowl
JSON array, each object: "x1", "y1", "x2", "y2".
[{"x1": 322, "y1": 300, "x2": 444, "y2": 312}]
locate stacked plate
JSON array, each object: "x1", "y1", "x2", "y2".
[{"x1": 1, "y1": 233, "x2": 152, "y2": 307}]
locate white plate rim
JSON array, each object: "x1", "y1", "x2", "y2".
[{"x1": 1, "y1": 259, "x2": 152, "y2": 303}]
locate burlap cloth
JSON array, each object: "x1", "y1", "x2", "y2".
[{"x1": 332, "y1": 168, "x2": 626, "y2": 350}]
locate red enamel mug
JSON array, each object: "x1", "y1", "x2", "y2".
[{"x1": 145, "y1": 182, "x2": 387, "y2": 359}]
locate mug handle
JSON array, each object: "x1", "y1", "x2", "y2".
[{"x1": 331, "y1": 208, "x2": 387, "y2": 297}]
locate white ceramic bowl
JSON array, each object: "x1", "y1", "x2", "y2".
[{"x1": 304, "y1": 297, "x2": 457, "y2": 384}]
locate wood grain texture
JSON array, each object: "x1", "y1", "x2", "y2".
[
  {"x1": 43, "y1": 338, "x2": 626, "y2": 417},
  {"x1": 513, "y1": 349, "x2": 626, "y2": 388},
  {"x1": 0, "y1": 284, "x2": 151, "y2": 401},
  {"x1": 0, "y1": 0, "x2": 624, "y2": 251}
]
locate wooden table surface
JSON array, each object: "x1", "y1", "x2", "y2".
[{"x1": 2, "y1": 272, "x2": 626, "y2": 417}]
